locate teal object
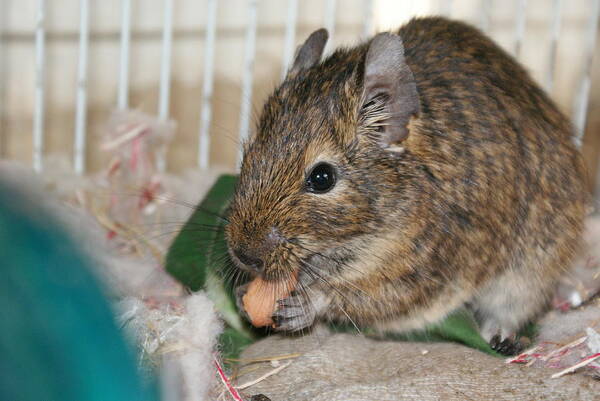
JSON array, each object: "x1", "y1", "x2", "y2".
[{"x1": 0, "y1": 181, "x2": 159, "y2": 401}]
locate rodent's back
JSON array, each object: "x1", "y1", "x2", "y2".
[
  {"x1": 400, "y1": 17, "x2": 571, "y2": 137},
  {"x1": 399, "y1": 17, "x2": 587, "y2": 287}
]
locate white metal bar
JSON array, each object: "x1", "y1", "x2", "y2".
[
  {"x1": 480, "y1": 0, "x2": 491, "y2": 33},
  {"x1": 513, "y1": 0, "x2": 527, "y2": 58},
  {"x1": 117, "y1": 0, "x2": 131, "y2": 109},
  {"x1": 157, "y1": 0, "x2": 174, "y2": 172},
  {"x1": 546, "y1": 0, "x2": 562, "y2": 93},
  {"x1": 409, "y1": 0, "x2": 416, "y2": 19},
  {"x1": 237, "y1": 0, "x2": 258, "y2": 166},
  {"x1": 362, "y1": 0, "x2": 374, "y2": 38},
  {"x1": 281, "y1": 0, "x2": 298, "y2": 79},
  {"x1": 0, "y1": 6, "x2": 2, "y2": 157},
  {"x1": 33, "y1": 0, "x2": 46, "y2": 173},
  {"x1": 158, "y1": 0, "x2": 173, "y2": 121},
  {"x1": 323, "y1": 0, "x2": 336, "y2": 55},
  {"x1": 197, "y1": 0, "x2": 218, "y2": 169},
  {"x1": 74, "y1": 0, "x2": 90, "y2": 175},
  {"x1": 573, "y1": 0, "x2": 600, "y2": 148},
  {"x1": 440, "y1": 0, "x2": 453, "y2": 17},
  {"x1": 596, "y1": 161, "x2": 600, "y2": 202}
]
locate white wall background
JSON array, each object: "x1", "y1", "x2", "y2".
[{"x1": 0, "y1": 0, "x2": 599, "y2": 186}]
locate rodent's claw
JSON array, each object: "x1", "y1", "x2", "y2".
[
  {"x1": 272, "y1": 294, "x2": 315, "y2": 332},
  {"x1": 489, "y1": 334, "x2": 524, "y2": 356}
]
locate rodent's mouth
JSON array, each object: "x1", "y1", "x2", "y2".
[{"x1": 226, "y1": 234, "x2": 346, "y2": 283}]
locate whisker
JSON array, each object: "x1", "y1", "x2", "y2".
[
  {"x1": 96, "y1": 188, "x2": 232, "y2": 224},
  {"x1": 292, "y1": 241, "x2": 385, "y2": 279},
  {"x1": 137, "y1": 220, "x2": 225, "y2": 229},
  {"x1": 298, "y1": 261, "x2": 364, "y2": 334}
]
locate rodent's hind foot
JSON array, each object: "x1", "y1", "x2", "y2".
[
  {"x1": 489, "y1": 334, "x2": 524, "y2": 356},
  {"x1": 476, "y1": 315, "x2": 526, "y2": 355},
  {"x1": 272, "y1": 293, "x2": 316, "y2": 332}
]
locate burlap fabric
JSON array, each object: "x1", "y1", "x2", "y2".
[{"x1": 235, "y1": 330, "x2": 598, "y2": 400}]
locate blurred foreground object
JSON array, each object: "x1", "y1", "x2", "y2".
[{"x1": 0, "y1": 179, "x2": 158, "y2": 401}]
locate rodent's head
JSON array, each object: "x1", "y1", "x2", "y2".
[{"x1": 226, "y1": 29, "x2": 420, "y2": 281}]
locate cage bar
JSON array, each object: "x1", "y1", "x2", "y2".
[
  {"x1": 158, "y1": 0, "x2": 173, "y2": 121},
  {"x1": 573, "y1": 0, "x2": 600, "y2": 148},
  {"x1": 0, "y1": 13, "x2": 2, "y2": 157},
  {"x1": 514, "y1": 0, "x2": 527, "y2": 58},
  {"x1": 237, "y1": 0, "x2": 258, "y2": 166},
  {"x1": 157, "y1": 0, "x2": 174, "y2": 172},
  {"x1": 480, "y1": 0, "x2": 491, "y2": 33},
  {"x1": 546, "y1": 0, "x2": 562, "y2": 93},
  {"x1": 0, "y1": 9, "x2": 2, "y2": 157},
  {"x1": 281, "y1": 0, "x2": 298, "y2": 80},
  {"x1": 33, "y1": 0, "x2": 46, "y2": 173},
  {"x1": 197, "y1": 0, "x2": 218, "y2": 169},
  {"x1": 362, "y1": 0, "x2": 374, "y2": 38},
  {"x1": 323, "y1": 0, "x2": 337, "y2": 55},
  {"x1": 74, "y1": 0, "x2": 90, "y2": 175},
  {"x1": 440, "y1": 0, "x2": 453, "y2": 17},
  {"x1": 117, "y1": 0, "x2": 132, "y2": 109}
]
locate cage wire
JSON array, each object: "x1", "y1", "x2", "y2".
[{"x1": 1, "y1": 0, "x2": 599, "y2": 191}]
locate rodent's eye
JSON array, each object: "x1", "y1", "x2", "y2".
[{"x1": 306, "y1": 162, "x2": 336, "y2": 194}]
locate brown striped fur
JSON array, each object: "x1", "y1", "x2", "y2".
[{"x1": 226, "y1": 17, "x2": 588, "y2": 350}]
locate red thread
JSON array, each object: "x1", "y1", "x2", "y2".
[
  {"x1": 130, "y1": 135, "x2": 141, "y2": 170},
  {"x1": 580, "y1": 352, "x2": 600, "y2": 362},
  {"x1": 214, "y1": 354, "x2": 244, "y2": 401}
]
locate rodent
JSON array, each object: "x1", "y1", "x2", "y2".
[{"x1": 225, "y1": 17, "x2": 588, "y2": 355}]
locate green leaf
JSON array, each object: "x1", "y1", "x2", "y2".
[
  {"x1": 205, "y1": 271, "x2": 253, "y2": 337},
  {"x1": 165, "y1": 174, "x2": 257, "y2": 343},
  {"x1": 166, "y1": 174, "x2": 237, "y2": 291},
  {"x1": 384, "y1": 309, "x2": 498, "y2": 356},
  {"x1": 218, "y1": 327, "x2": 256, "y2": 362}
]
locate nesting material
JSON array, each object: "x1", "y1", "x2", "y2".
[
  {"x1": 173, "y1": 294, "x2": 223, "y2": 401},
  {"x1": 554, "y1": 215, "x2": 600, "y2": 310},
  {"x1": 118, "y1": 294, "x2": 222, "y2": 401},
  {"x1": 234, "y1": 329, "x2": 600, "y2": 401}
]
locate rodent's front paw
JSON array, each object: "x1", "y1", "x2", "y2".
[
  {"x1": 272, "y1": 293, "x2": 316, "y2": 332},
  {"x1": 235, "y1": 283, "x2": 252, "y2": 322}
]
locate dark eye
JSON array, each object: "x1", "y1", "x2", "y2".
[{"x1": 306, "y1": 162, "x2": 336, "y2": 193}]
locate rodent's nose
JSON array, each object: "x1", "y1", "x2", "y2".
[
  {"x1": 232, "y1": 227, "x2": 284, "y2": 273},
  {"x1": 233, "y1": 249, "x2": 264, "y2": 273}
]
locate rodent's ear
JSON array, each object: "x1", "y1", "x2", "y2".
[
  {"x1": 289, "y1": 29, "x2": 329, "y2": 76},
  {"x1": 359, "y1": 32, "x2": 419, "y2": 148}
]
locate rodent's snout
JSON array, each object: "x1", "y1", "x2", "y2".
[{"x1": 229, "y1": 226, "x2": 286, "y2": 275}]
